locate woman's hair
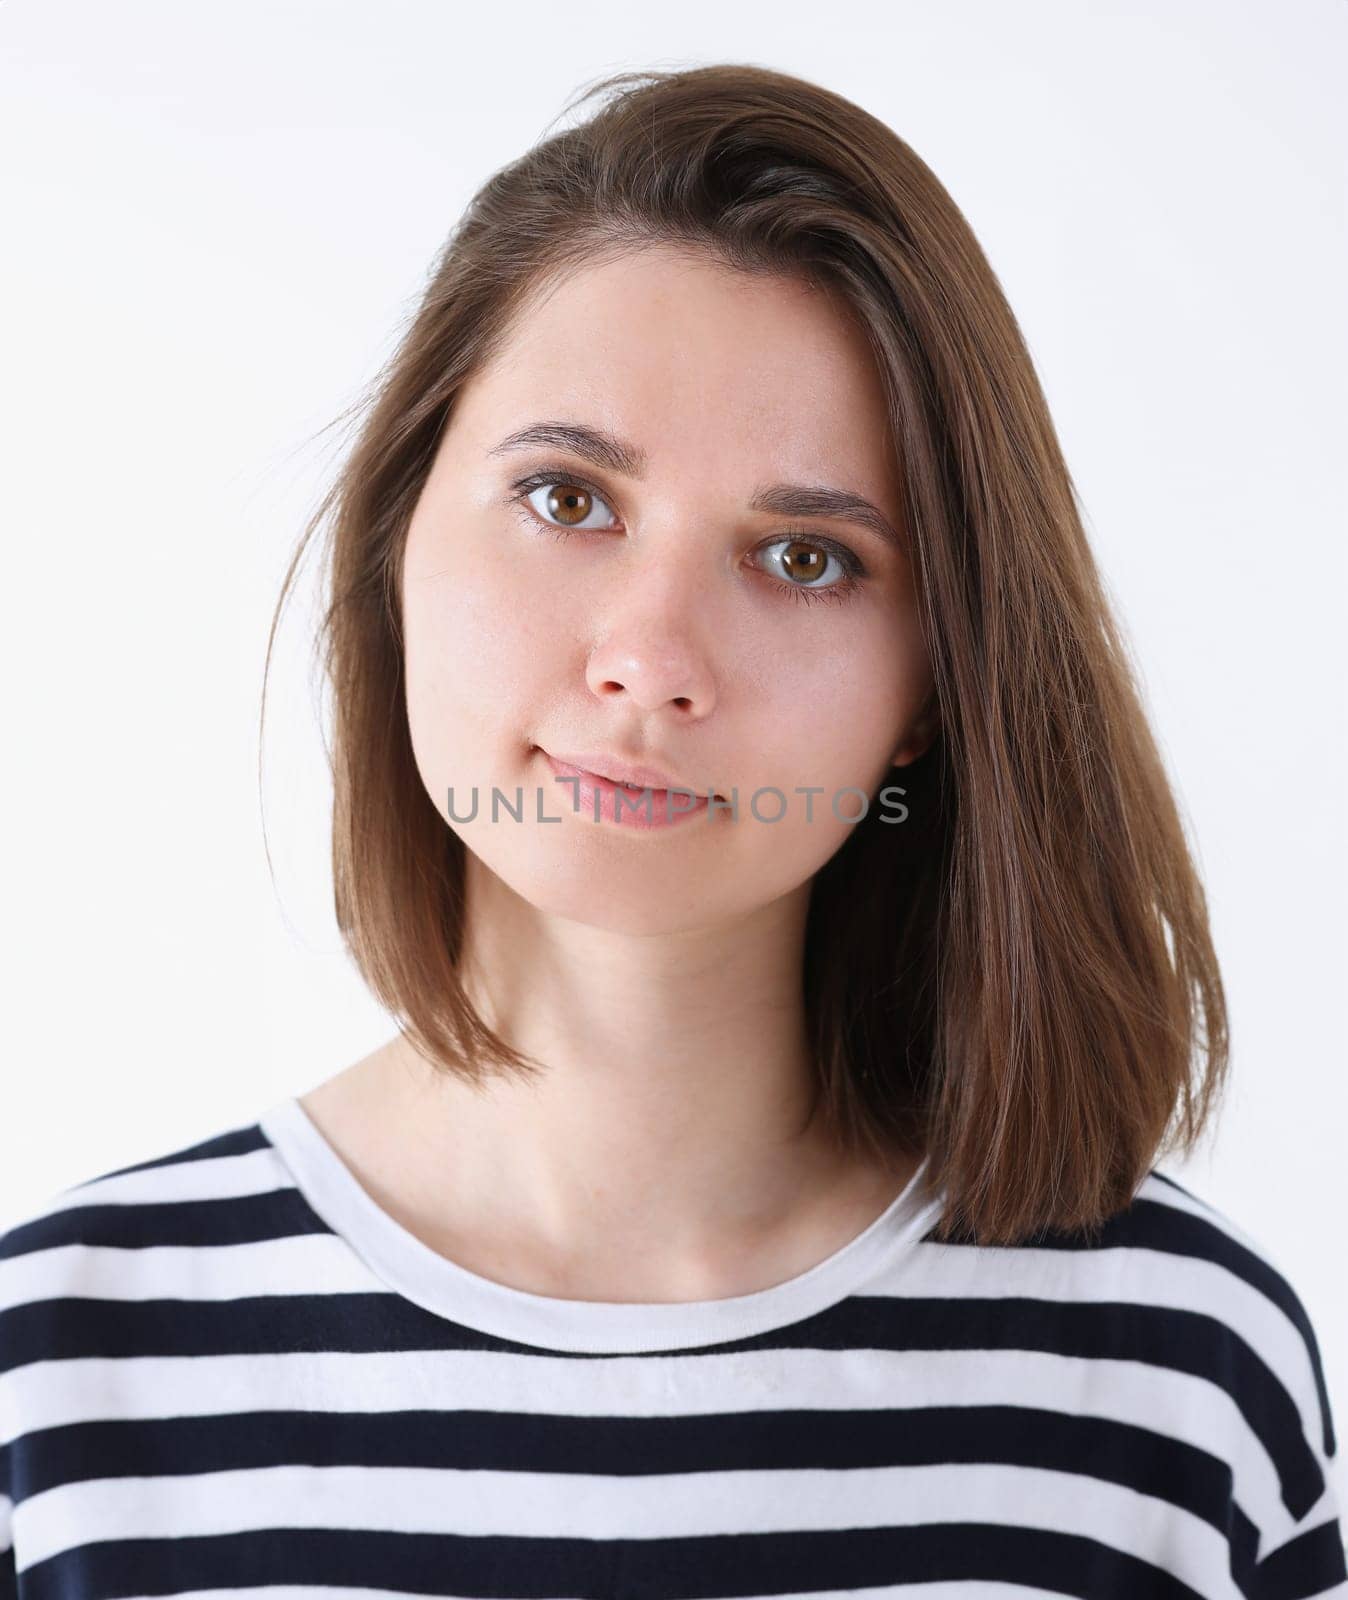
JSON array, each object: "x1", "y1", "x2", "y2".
[{"x1": 263, "y1": 62, "x2": 1229, "y2": 1247}]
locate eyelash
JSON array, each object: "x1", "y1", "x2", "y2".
[{"x1": 505, "y1": 467, "x2": 867, "y2": 608}]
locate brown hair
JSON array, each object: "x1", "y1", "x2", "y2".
[{"x1": 262, "y1": 62, "x2": 1229, "y2": 1246}]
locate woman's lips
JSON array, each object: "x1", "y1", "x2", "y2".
[
  {"x1": 543, "y1": 749, "x2": 720, "y2": 795},
  {"x1": 539, "y1": 750, "x2": 716, "y2": 830}
]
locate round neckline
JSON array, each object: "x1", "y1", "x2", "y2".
[{"x1": 257, "y1": 1093, "x2": 943, "y2": 1355}]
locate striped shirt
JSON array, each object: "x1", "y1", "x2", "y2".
[{"x1": 0, "y1": 1093, "x2": 1343, "y2": 1599}]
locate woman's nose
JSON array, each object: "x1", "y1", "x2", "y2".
[{"x1": 582, "y1": 561, "x2": 720, "y2": 718}]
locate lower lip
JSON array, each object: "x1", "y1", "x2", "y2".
[{"x1": 539, "y1": 751, "x2": 713, "y2": 830}]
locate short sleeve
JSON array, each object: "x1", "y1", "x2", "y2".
[
  {"x1": 1, "y1": 1293, "x2": 14, "y2": 1599},
  {"x1": 0, "y1": 1497, "x2": 15, "y2": 1600},
  {"x1": 1, "y1": 1213, "x2": 15, "y2": 1597},
  {"x1": 1, "y1": 1232, "x2": 16, "y2": 1598},
  {"x1": 1249, "y1": 1464, "x2": 1347, "y2": 1598},
  {"x1": 1237, "y1": 1249, "x2": 1348, "y2": 1598},
  {"x1": 1, "y1": 1207, "x2": 31, "y2": 1599}
]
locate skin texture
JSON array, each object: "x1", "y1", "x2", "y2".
[{"x1": 300, "y1": 244, "x2": 940, "y2": 1303}]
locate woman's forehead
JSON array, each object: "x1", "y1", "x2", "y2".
[{"x1": 451, "y1": 253, "x2": 903, "y2": 507}]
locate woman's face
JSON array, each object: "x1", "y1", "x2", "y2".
[{"x1": 400, "y1": 244, "x2": 936, "y2": 933}]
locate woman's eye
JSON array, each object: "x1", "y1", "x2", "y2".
[
  {"x1": 756, "y1": 538, "x2": 845, "y2": 587},
  {"x1": 517, "y1": 479, "x2": 617, "y2": 532},
  {"x1": 753, "y1": 538, "x2": 863, "y2": 605}
]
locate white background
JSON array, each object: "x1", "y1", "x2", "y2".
[{"x1": 1, "y1": 0, "x2": 1344, "y2": 1468}]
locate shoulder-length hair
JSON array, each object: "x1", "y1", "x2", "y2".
[{"x1": 263, "y1": 62, "x2": 1228, "y2": 1247}]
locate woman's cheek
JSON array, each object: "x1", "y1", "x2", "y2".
[
  {"x1": 406, "y1": 526, "x2": 539, "y2": 690},
  {"x1": 762, "y1": 618, "x2": 910, "y2": 787},
  {"x1": 401, "y1": 556, "x2": 503, "y2": 792}
]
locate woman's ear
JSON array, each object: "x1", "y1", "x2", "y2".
[{"x1": 890, "y1": 701, "x2": 941, "y2": 768}]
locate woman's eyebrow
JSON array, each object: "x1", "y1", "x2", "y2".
[{"x1": 486, "y1": 420, "x2": 905, "y2": 552}]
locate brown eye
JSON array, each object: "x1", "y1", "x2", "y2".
[
  {"x1": 514, "y1": 478, "x2": 616, "y2": 532},
  {"x1": 545, "y1": 484, "x2": 594, "y2": 526},
  {"x1": 766, "y1": 538, "x2": 846, "y2": 589},
  {"x1": 751, "y1": 534, "x2": 864, "y2": 607},
  {"x1": 776, "y1": 541, "x2": 830, "y2": 584}
]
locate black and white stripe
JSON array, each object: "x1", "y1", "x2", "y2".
[{"x1": 0, "y1": 1100, "x2": 1342, "y2": 1599}]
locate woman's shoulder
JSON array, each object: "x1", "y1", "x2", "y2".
[
  {"x1": 924, "y1": 1161, "x2": 1334, "y2": 1371},
  {"x1": 0, "y1": 1109, "x2": 319, "y2": 1319},
  {"x1": 957, "y1": 1163, "x2": 1335, "y2": 1372},
  {"x1": 1021, "y1": 1163, "x2": 1344, "y2": 1577},
  {"x1": 1123, "y1": 1168, "x2": 1345, "y2": 1581},
  {"x1": 911, "y1": 1159, "x2": 1344, "y2": 1579},
  {"x1": 985, "y1": 1162, "x2": 1339, "y2": 1466},
  {"x1": 1099, "y1": 1163, "x2": 1335, "y2": 1419}
]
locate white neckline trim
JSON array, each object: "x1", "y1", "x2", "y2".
[{"x1": 257, "y1": 1094, "x2": 943, "y2": 1354}]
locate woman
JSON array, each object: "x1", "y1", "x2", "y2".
[{"x1": 1, "y1": 63, "x2": 1342, "y2": 1597}]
